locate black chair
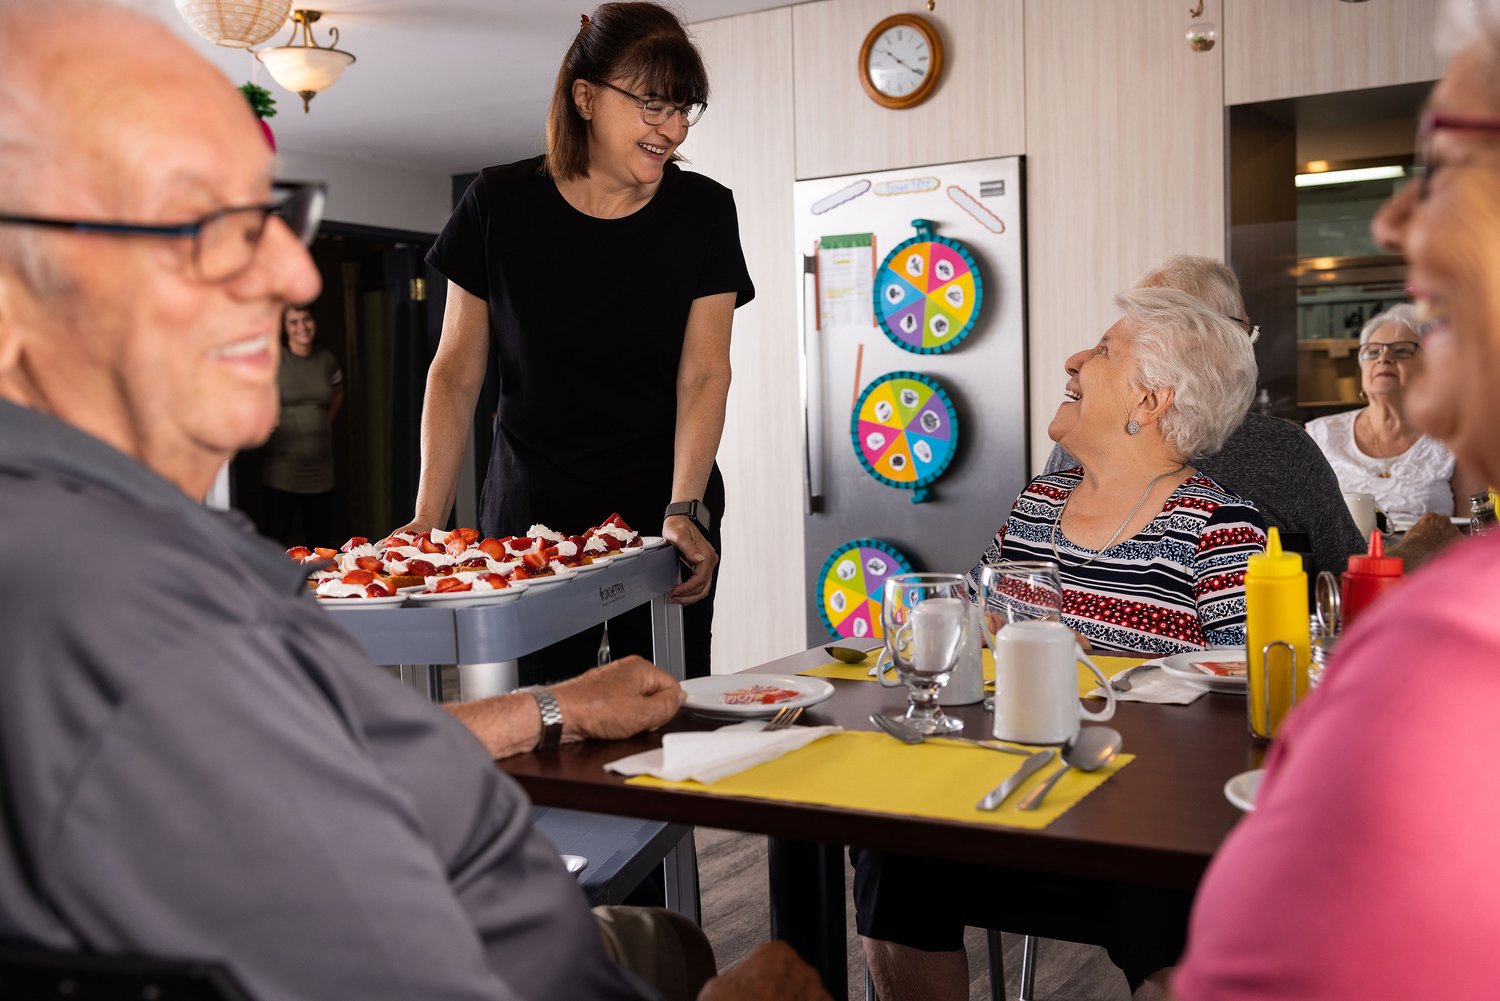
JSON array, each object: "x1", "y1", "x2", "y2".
[{"x1": 0, "y1": 942, "x2": 254, "y2": 1001}]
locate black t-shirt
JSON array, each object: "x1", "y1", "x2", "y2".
[{"x1": 426, "y1": 157, "x2": 754, "y2": 537}]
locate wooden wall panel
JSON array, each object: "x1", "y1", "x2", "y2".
[
  {"x1": 685, "y1": 9, "x2": 806, "y2": 673},
  {"x1": 1023, "y1": 0, "x2": 1227, "y2": 472},
  {"x1": 791, "y1": 0, "x2": 1025, "y2": 180},
  {"x1": 1225, "y1": 0, "x2": 1442, "y2": 105}
]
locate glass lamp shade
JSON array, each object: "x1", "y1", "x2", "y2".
[
  {"x1": 256, "y1": 45, "x2": 355, "y2": 109},
  {"x1": 174, "y1": 0, "x2": 292, "y2": 48}
]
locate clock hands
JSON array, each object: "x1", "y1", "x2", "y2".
[{"x1": 876, "y1": 47, "x2": 926, "y2": 77}]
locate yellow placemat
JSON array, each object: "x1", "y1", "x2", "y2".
[
  {"x1": 800, "y1": 651, "x2": 1146, "y2": 698},
  {"x1": 627, "y1": 731, "x2": 1134, "y2": 830}
]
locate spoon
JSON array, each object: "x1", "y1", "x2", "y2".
[
  {"x1": 868, "y1": 713, "x2": 1030, "y2": 755},
  {"x1": 824, "y1": 644, "x2": 874, "y2": 664},
  {"x1": 1015, "y1": 726, "x2": 1123, "y2": 811}
]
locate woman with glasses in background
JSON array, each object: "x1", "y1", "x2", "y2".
[
  {"x1": 1305, "y1": 303, "x2": 1483, "y2": 524},
  {"x1": 404, "y1": 2, "x2": 753, "y2": 684}
]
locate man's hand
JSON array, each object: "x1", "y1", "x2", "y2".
[
  {"x1": 1387, "y1": 513, "x2": 1463, "y2": 572},
  {"x1": 664, "y1": 515, "x2": 718, "y2": 605},
  {"x1": 697, "y1": 941, "x2": 831, "y2": 1001},
  {"x1": 553, "y1": 656, "x2": 685, "y2": 742}
]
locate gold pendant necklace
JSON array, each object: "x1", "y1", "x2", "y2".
[{"x1": 1051, "y1": 464, "x2": 1188, "y2": 568}]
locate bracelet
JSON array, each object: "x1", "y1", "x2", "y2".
[{"x1": 525, "y1": 687, "x2": 564, "y2": 752}]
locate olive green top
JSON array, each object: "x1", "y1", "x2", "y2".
[{"x1": 264, "y1": 348, "x2": 341, "y2": 493}]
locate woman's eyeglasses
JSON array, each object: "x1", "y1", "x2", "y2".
[
  {"x1": 591, "y1": 80, "x2": 706, "y2": 128},
  {"x1": 0, "y1": 181, "x2": 326, "y2": 284},
  {"x1": 1357, "y1": 341, "x2": 1420, "y2": 362},
  {"x1": 1414, "y1": 111, "x2": 1500, "y2": 199}
]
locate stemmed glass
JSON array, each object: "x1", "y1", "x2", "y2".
[
  {"x1": 977, "y1": 560, "x2": 1063, "y2": 649},
  {"x1": 880, "y1": 573, "x2": 969, "y2": 734}
]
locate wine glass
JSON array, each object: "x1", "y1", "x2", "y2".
[
  {"x1": 881, "y1": 573, "x2": 969, "y2": 734},
  {"x1": 977, "y1": 560, "x2": 1063, "y2": 650}
]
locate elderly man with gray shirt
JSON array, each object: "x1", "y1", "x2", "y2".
[{"x1": 0, "y1": 4, "x2": 823, "y2": 1001}]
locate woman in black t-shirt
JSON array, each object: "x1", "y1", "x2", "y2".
[{"x1": 403, "y1": 3, "x2": 753, "y2": 682}]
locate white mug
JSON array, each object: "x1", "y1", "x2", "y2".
[
  {"x1": 875, "y1": 598, "x2": 983, "y2": 704},
  {"x1": 991, "y1": 621, "x2": 1116, "y2": 744},
  {"x1": 1343, "y1": 491, "x2": 1378, "y2": 538}
]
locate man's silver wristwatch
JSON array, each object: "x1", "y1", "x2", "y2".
[{"x1": 525, "y1": 687, "x2": 564, "y2": 752}]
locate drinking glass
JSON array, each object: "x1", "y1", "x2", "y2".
[
  {"x1": 881, "y1": 573, "x2": 969, "y2": 734},
  {"x1": 977, "y1": 560, "x2": 1063, "y2": 649}
]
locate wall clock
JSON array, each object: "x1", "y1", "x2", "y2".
[{"x1": 858, "y1": 13, "x2": 944, "y2": 110}]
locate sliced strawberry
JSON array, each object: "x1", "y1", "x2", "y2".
[
  {"x1": 480, "y1": 573, "x2": 509, "y2": 589},
  {"x1": 478, "y1": 538, "x2": 508, "y2": 560},
  {"x1": 416, "y1": 533, "x2": 443, "y2": 554},
  {"x1": 343, "y1": 569, "x2": 377, "y2": 585},
  {"x1": 365, "y1": 579, "x2": 395, "y2": 598},
  {"x1": 454, "y1": 526, "x2": 480, "y2": 545},
  {"x1": 567, "y1": 535, "x2": 589, "y2": 550},
  {"x1": 521, "y1": 551, "x2": 547, "y2": 570},
  {"x1": 313, "y1": 547, "x2": 339, "y2": 560},
  {"x1": 405, "y1": 559, "x2": 439, "y2": 578},
  {"x1": 505, "y1": 536, "x2": 531, "y2": 553},
  {"x1": 286, "y1": 546, "x2": 312, "y2": 561},
  {"x1": 457, "y1": 556, "x2": 488, "y2": 568},
  {"x1": 541, "y1": 544, "x2": 561, "y2": 561},
  {"x1": 511, "y1": 565, "x2": 535, "y2": 580},
  {"x1": 433, "y1": 576, "x2": 471, "y2": 593},
  {"x1": 340, "y1": 536, "x2": 369, "y2": 553},
  {"x1": 355, "y1": 556, "x2": 382, "y2": 572}
]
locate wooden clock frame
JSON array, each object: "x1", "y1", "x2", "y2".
[{"x1": 858, "y1": 13, "x2": 944, "y2": 110}]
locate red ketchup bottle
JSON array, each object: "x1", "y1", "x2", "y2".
[{"x1": 1340, "y1": 531, "x2": 1404, "y2": 628}]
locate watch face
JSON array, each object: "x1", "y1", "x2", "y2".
[{"x1": 866, "y1": 23, "x2": 931, "y2": 98}]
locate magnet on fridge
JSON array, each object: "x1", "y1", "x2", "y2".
[
  {"x1": 850, "y1": 371, "x2": 959, "y2": 503},
  {"x1": 872, "y1": 219, "x2": 984, "y2": 355}
]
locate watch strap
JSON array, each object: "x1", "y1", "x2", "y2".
[
  {"x1": 526, "y1": 687, "x2": 564, "y2": 752},
  {"x1": 664, "y1": 499, "x2": 712, "y2": 533}
]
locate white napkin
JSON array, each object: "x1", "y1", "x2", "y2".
[
  {"x1": 1087, "y1": 660, "x2": 1210, "y2": 705},
  {"x1": 604, "y1": 721, "x2": 842, "y2": 784}
]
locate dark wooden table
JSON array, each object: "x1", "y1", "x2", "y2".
[{"x1": 500, "y1": 645, "x2": 1265, "y2": 996}]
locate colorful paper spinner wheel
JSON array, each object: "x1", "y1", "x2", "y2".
[
  {"x1": 817, "y1": 538, "x2": 914, "y2": 641},
  {"x1": 873, "y1": 218, "x2": 983, "y2": 354},
  {"x1": 851, "y1": 371, "x2": 959, "y2": 503}
]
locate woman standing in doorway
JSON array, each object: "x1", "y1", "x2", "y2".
[
  {"x1": 264, "y1": 303, "x2": 343, "y2": 547},
  {"x1": 404, "y1": 2, "x2": 753, "y2": 683}
]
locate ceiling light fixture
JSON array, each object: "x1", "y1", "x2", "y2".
[
  {"x1": 175, "y1": 0, "x2": 293, "y2": 48},
  {"x1": 255, "y1": 9, "x2": 356, "y2": 113},
  {"x1": 1294, "y1": 165, "x2": 1406, "y2": 187}
]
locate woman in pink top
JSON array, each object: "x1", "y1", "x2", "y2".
[{"x1": 1170, "y1": 4, "x2": 1500, "y2": 999}]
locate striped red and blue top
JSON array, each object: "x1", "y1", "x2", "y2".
[{"x1": 967, "y1": 469, "x2": 1267, "y2": 657}]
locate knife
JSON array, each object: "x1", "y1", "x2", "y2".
[{"x1": 976, "y1": 749, "x2": 1056, "y2": 811}]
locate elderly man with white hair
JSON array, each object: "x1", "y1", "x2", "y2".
[{"x1": 0, "y1": 3, "x2": 826, "y2": 1000}]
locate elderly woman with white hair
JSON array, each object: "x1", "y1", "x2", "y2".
[
  {"x1": 855, "y1": 290, "x2": 1268, "y2": 1001},
  {"x1": 968, "y1": 285, "x2": 1267, "y2": 657},
  {"x1": 1305, "y1": 303, "x2": 1482, "y2": 523}
]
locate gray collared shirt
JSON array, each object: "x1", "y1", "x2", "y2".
[{"x1": 0, "y1": 399, "x2": 652, "y2": 1001}]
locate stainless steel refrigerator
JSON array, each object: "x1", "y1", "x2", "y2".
[{"x1": 796, "y1": 157, "x2": 1029, "y2": 646}]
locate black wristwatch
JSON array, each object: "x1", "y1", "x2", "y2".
[{"x1": 664, "y1": 499, "x2": 712, "y2": 534}]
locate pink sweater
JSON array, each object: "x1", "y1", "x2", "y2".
[{"x1": 1174, "y1": 531, "x2": 1500, "y2": 1000}]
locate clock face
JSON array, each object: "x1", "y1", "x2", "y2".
[{"x1": 866, "y1": 24, "x2": 931, "y2": 99}]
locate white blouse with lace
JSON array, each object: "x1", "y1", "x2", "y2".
[{"x1": 1305, "y1": 408, "x2": 1456, "y2": 518}]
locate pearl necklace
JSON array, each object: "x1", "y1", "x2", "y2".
[{"x1": 1051, "y1": 464, "x2": 1188, "y2": 568}]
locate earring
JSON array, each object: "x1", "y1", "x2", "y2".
[{"x1": 1126, "y1": 419, "x2": 1141, "y2": 436}]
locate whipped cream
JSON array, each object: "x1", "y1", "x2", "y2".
[
  {"x1": 527, "y1": 524, "x2": 565, "y2": 543},
  {"x1": 594, "y1": 524, "x2": 636, "y2": 544},
  {"x1": 423, "y1": 571, "x2": 511, "y2": 593},
  {"x1": 316, "y1": 579, "x2": 383, "y2": 598}
]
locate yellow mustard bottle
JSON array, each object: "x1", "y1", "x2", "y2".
[{"x1": 1244, "y1": 527, "x2": 1309, "y2": 739}]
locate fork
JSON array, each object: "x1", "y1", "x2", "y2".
[
  {"x1": 597, "y1": 620, "x2": 612, "y2": 667},
  {"x1": 763, "y1": 705, "x2": 804, "y2": 731}
]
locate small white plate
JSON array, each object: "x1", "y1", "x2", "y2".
[
  {"x1": 406, "y1": 582, "x2": 530, "y2": 607},
  {"x1": 681, "y1": 674, "x2": 835, "y2": 719},
  {"x1": 1160, "y1": 650, "x2": 1248, "y2": 694},
  {"x1": 569, "y1": 558, "x2": 614, "y2": 574},
  {"x1": 1224, "y1": 768, "x2": 1264, "y2": 812},
  {"x1": 640, "y1": 536, "x2": 669, "y2": 550},
  {"x1": 317, "y1": 594, "x2": 408, "y2": 609},
  {"x1": 510, "y1": 571, "x2": 577, "y2": 592}
]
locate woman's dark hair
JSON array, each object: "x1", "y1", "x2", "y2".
[
  {"x1": 543, "y1": 3, "x2": 709, "y2": 181},
  {"x1": 280, "y1": 304, "x2": 313, "y2": 348}
]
